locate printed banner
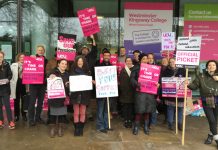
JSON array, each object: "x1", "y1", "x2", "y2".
[
  {"x1": 161, "y1": 32, "x2": 175, "y2": 51},
  {"x1": 138, "y1": 64, "x2": 161, "y2": 94},
  {"x1": 69, "y1": 75, "x2": 93, "y2": 92},
  {"x1": 124, "y1": 2, "x2": 173, "y2": 59},
  {"x1": 175, "y1": 51, "x2": 200, "y2": 66},
  {"x1": 100, "y1": 54, "x2": 118, "y2": 66},
  {"x1": 77, "y1": 7, "x2": 100, "y2": 37},
  {"x1": 95, "y1": 66, "x2": 118, "y2": 98},
  {"x1": 47, "y1": 77, "x2": 66, "y2": 99},
  {"x1": 22, "y1": 56, "x2": 44, "y2": 84},
  {"x1": 184, "y1": 4, "x2": 218, "y2": 60},
  {"x1": 162, "y1": 77, "x2": 192, "y2": 98},
  {"x1": 177, "y1": 37, "x2": 202, "y2": 51},
  {"x1": 57, "y1": 33, "x2": 77, "y2": 61}
]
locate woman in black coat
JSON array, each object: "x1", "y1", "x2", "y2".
[
  {"x1": 48, "y1": 59, "x2": 69, "y2": 138},
  {"x1": 0, "y1": 51, "x2": 15, "y2": 129},
  {"x1": 119, "y1": 57, "x2": 134, "y2": 128},
  {"x1": 70, "y1": 55, "x2": 91, "y2": 136},
  {"x1": 130, "y1": 53, "x2": 158, "y2": 135}
]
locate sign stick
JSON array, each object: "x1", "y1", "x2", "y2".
[
  {"x1": 175, "y1": 96, "x2": 178, "y2": 135},
  {"x1": 182, "y1": 68, "x2": 189, "y2": 145},
  {"x1": 107, "y1": 97, "x2": 111, "y2": 129}
]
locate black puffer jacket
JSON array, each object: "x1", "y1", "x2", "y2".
[
  {"x1": 70, "y1": 67, "x2": 91, "y2": 105},
  {"x1": 48, "y1": 68, "x2": 69, "y2": 107},
  {"x1": 0, "y1": 61, "x2": 12, "y2": 96}
]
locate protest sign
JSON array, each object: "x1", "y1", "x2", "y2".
[
  {"x1": 138, "y1": 64, "x2": 161, "y2": 94},
  {"x1": 77, "y1": 7, "x2": 100, "y2": 36},
  {"x1": 47, "y1": 77, "x2": 66, "y2": 99},
  {"x1": 162, "y1": 32, "x2": 175, "y2": 51},
  {"x1": 22, "y1": 56, "x2": 44, "y2": 84},
  {"x1": 57, "y1": 33, "x2": 76, "y2": 61},
  {"x1": 69, "y1": 75, "x2": 93, "y2": 92},
  {"x1": 95, "y1": 66, "x2": 118, "y2": 98}
]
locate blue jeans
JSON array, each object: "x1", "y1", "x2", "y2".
[
  {"x1": 167, "y1": 105, "x2": 183, "y2": 124},
  {"x1": 150, "y1": 111, "x2": 157, "y2": 125},
  {"x1": 96, "y1": 98, "x2": 108, "y2": 130}
]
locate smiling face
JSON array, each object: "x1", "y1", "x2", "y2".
[
  {"x1": 82, "y1": 47, "x2": 89, "y2": 56},
  {"x1": 77, "y1": 58, "x2": 84, "y2": 68},
  {"x1": 133, "y1": 52, "x2": 140, "y2": 62},
  {"x1": 207, "y1": 62, "x2": 217, "y2": 73},
  {"x1": 103, "y1": 52, "x2": 111, "y2": 63},
  {"x1": 58, "y1": 60, "x2": 68, "y2": 72},
  {"x1": 147, "y1": 54, "x2": 154, "y2": 64},
  {"x1": 125, "y1": 58, "x2": 133, "y2": 68},
  {"x1": 169, "y1": 58, "x2": 176, "y2": 68},
  {"x1": 36, "y1": 46, "x2": 45, "y2": 56},
  {"x1": 18, "y1": 54, "x2": 25, "y2": 63},
  {"x1": 140, "y1": 56, "x2": 148, "y2": 64}
]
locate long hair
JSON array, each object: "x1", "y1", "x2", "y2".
[
  {"x1": 72, "y1": 55, "x2": 89, "y2": 73},
  {"x1": 206, "y1": 60, "x2": 218, "y2": 74},
  {"x1": 15, "y1": 53, "x2": 25, "y2": 62}
]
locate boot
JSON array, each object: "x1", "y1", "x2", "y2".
[
  {"x1": 58, "y1": 123, "x2": 64, "y2": 137},
  {"x1": 132, "y1": 122, "x2": 140, "y2": 135},
  {"x1": 127, "y1": 120, "x2": 132, "y2": 128},
  {"x1": 74, "y1": 123, "x2": 80, "y2": 136},
  {"x1": 49, "y1": 124, "x2": 56, "y2": 138},
  {"x1": 123, "y1": 120, "x2": 128, "y2": 128},
  {"x1": 205, "y1": 134, "x2": 213, "y2": 144},
  {"x1": 79, "y1": 122, "x2": 85, "y2": 136},
  {"x1": 178, "y1": 123, "x2": 182, "y2": 131},
  {"x1": 144, "y1": 120, "x2": 149, "y2": 135}
]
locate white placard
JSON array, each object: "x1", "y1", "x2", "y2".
[
  {"x1": 69, "y1": 75, "x2": 93, "y2": 92},
  {"x1": 177, "y1": 36, "x2": 201, "y2": 51},
  {"x1": 175, "y1": 51, "x2": 200, "y2": 66},
  {"x1": 95, "y1": 66, "x2": 118, "y2": 98},
  {"x1": 162, "y1": 32, "x2": 175, "y2": 51}
]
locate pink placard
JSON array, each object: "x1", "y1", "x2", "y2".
[
  {"x1": 77, "y1": 7, "x2": 100, "y2": 37},
  {"x1": 100, "y1": 54, "x2": 118, "y2": 66},
  {"x1": 22, "y1": 56, "x2": 44, "y2": 84},
  {"x1": 47, "y1": 77, "x2": 66, "y2": 99},
  {"x1": 57, "y1": 33, "x2": 76, "y2": 61},
  {"x1": 138, "y1": 64, "x2": 161, "y2": 94}
]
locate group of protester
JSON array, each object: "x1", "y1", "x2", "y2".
[{"x1": 0, "y1": 35, "x2": 218, "y2": 149}]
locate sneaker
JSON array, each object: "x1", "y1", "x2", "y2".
[
  {"x1": 8, "y1": 121, "x2": 15, "y2": 130},
  {"x1": 0, "y1": 120, "x2": 4, "y2": 128}
]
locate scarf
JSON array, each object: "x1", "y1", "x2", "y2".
[{"x1": 125, "y1": 65, "x2": 132, "y2": 77}]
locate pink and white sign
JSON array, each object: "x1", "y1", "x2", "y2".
[
  {"x1": 138, "y1": 64, "x2": 161, "y2": 94},
  {"x1": 176, "y1": 51, "x2": 200, "y2": 66},
  {"x1": 22, "y1": 56, "x2": 44, "y2": 84},
  {"x1": 47, "y1": 77, "x2": 66, "y2": 99},
  {"x1": 116, "y1": 62, "x2": 125, "y2": 75},
  {"x1": 57, "y1": 33, "x2": 76, "y2": 61},
  {"x1": 161, "y1": 32, "x2": 175, "y2": 51},
  {"x1": 162, "y1": 77, "x2": 192, "y2": 98},
  {"x1": 77, "y1": 7, "x2": 100, "y2": 37},
  {"x1": 100, "y1": 54, "x2": 118, "y2": 66}
]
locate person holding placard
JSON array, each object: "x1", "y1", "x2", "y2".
[
  {"x1": 47, "y1": 59, "x2": 69, "y2": 138},
  {"x1": 0, "y1": 51, "x2": 15, "y2": 129},
  {"x1": 95, "y1": 49, "x2": 111, "y2": 133},
  {"x1": 10, "y1": 53, "x2": 27, "y2": 122},
  {"x1": 130, "y1": 53, "x2": 157, "y2": 135},
  {"x1": 70, "y1": 56, "x2": 91, "y2": 136},
  {"x1": 162, "y1": 58, "x2": 186, "y2": 131},
  {"x1": 119, "y1": 57, "x2": 134, "y2": 128},
  {"x1": 28, "y1": 45, "x2": 48, "y2": 126},
  {"x1": 188, "y1": 60, "x2": 218, "y2": 149}
]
